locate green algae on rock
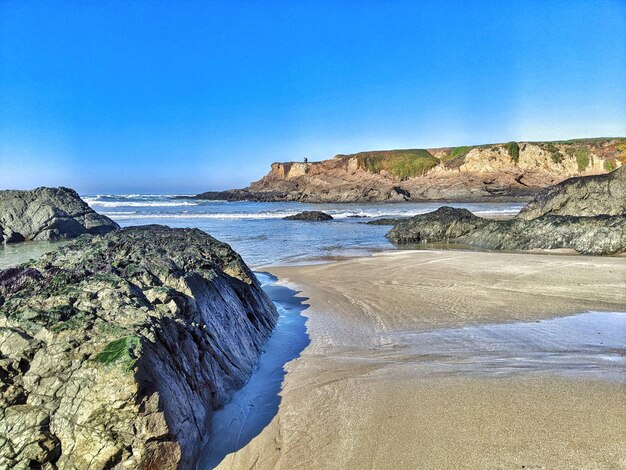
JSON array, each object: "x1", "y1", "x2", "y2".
[{"x1": 0, "y1": 225, "x2": 278, "y2": 469}]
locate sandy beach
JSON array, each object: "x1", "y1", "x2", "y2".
[{"x1": 214, "y1": 250, "x2": 626, "y2": 470}]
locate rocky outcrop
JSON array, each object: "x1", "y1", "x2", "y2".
[
  {"x1": 283, "y1": 211, "x2": 333, "y2": 221},
  {"x1": 365, "y1": 218, "x2": 403, "y2": 225},
  {"x1": 0, "y1": 225, "x2": 278, "y2": 469},
  {"x1": 191, "y1": 138, "x2": 625, "y2": 203},
  {"x1": 386, "y1": 207, "x2": 626, "y2": 255},
  {"x1": 517, "y1": 166, "x2": 626, "y2": 219},
  {"x1": 0, "y1": 187, "x2": 119, "y2": 243}
]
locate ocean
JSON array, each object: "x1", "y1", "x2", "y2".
[
  {"x1": 0, "y1": 194, "x2": 524, "y2": 269},
  {"x1": 82, "y1": 194, "x2": 524, "y2": 267}
]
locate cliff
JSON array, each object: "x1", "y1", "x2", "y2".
[
  {"x1": 0, "y1": 187, "x2": 119, "y2": 243},
  {"x1": 0, "y1": 225, "x2": 278, "y2": 469},
  {"x1": 193, "y1": 138, "x2": 625, "y2": 202}
]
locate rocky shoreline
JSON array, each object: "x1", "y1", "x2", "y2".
[
  {"x1": 0, "y1": 165, "x2": 624, "y2": 469},
  {"x1": 0, "y1": 226, "x2": 278, "y2": 469},
  {"x1": 387, "y1": 167, "x2": 626, "y2": 255}
]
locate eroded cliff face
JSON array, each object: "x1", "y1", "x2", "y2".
[
  {"x1": 0, "y1": 226, "x2": 278, "y2": 469},
  {"x1": 193, "y1": 138, "x2": 625, "y2": 203}
]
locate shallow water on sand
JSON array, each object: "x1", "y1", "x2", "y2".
[
  {"x1": 0, "y1": 241, "x2": 69, "y2": 269},
  {"x1": 382, "y1": 311, "x2": 626, "y2": 382},
  {"x1": 197, "y1": 273, "x2": 310, "y2": 469},
  {"x1": 199, "y1": 272, "x2": 625, "y2": 469}
]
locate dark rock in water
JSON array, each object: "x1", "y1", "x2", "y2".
[
  {"x1": 184, "y1": 189, "x2": 289, "y2": 202},
  {"x1": 517, "y1": 166, "x2": 626, "y2": 219},
  {"x1": 0, "y1": 225, "x2": 278, "y2": 469},
  {"x1": 365, "y1": 218, "x2": 403, "y2": 226},
  {"x1": 387, "y1": 206, "x2": 626, "y2": 255},
  {"x1": 0, "y1": 187, "x2": 119, "y2": 243},
  {"x1": 283, "y1": 211, "x2": 333, "y2": 221}
]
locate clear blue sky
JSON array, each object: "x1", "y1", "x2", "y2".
[{"x1": 1, "y1": 0, "x2": 625, "y2": 194}]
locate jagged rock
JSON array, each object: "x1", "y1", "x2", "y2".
[
  {"x1": 517, "y1": 166, "x2": 626, "y2": 219},
  {"x1": 387, "y1": 207, "x2": 626, "y2": 255},
  {"x1": 283, "y1": 211, "x2": 333, "y2": 221},
  {"x1": 0, "y1": 225, "x2": 278, "y2": 469},
  {"x1": 0, "y1": 187, "x2": 119, "y2": 243}
]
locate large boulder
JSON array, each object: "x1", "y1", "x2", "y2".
[
  {"x1": 0, "y1": 187, "x2": 119, "y2": 243},
  {"x1": 387, "y1": 207, "x2": 626, "y2": 255},
  {"x1": 517, "y1": 166, "x2": 626, "y2": 220},
  {"x1": 283, "y1": 211, "x2": 333, "y2": 221},
  {"x1": 0, "y1": 225, "x2": 278, "y2": 469}
]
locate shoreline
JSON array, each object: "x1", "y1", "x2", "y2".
[{"x1": 209, "y1": 249, "x2": 626, "y2": 469}]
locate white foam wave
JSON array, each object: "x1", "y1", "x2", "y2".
[
  {"x1": 87, "y1": 194, "x2": 191, "y2": 199},
  {"x1": 105, "y1": 212, "x2": 301, "y2": 220},
  {"x1": 86, "y1": 200, "x2": 199, "y2": 208},
  {"x1": 104, "y1": 206, "x2": 522, "y2": 221}
]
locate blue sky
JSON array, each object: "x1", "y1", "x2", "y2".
[{"x1": 1, "y1": 0, "x2": 625, "y2": 194}]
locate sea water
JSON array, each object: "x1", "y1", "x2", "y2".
[
  {"x1": 0, "y1": 194, "x2": 523, "y2": 268},
  {"x1": 83, "y1": 194, "x2": 524, "y2": 267}
]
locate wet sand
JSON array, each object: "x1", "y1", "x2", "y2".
[{"x1": 212, "y1": 250, "x2": 626, "y2": 469}]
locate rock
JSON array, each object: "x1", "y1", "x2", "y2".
[
  {"x1": 365, "y1": 218, "x2": 403, "y2": 225},
  {"x1": 0, "y1": 187, "x2": 119, "y2": 243},
  {"x1": 190, "y1": 138, "x2": 625, "y2": 203},
  {"x1": 283, "y1": 211, "x2": 333, "y2": 221},
  {"x1": 387, "y1": 207, "x2": 626, "y2": 255},
  {"x1": 517, "y1": 166, "x2": 626, "y2": 219},
  {"x1": 0, "y1": 225, "x2": 278, "y2": 469}
]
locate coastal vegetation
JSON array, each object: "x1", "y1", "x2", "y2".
[
  {"x1": 545, "y1": 143, "x2": 564, "y2": 163},
  {"x1": 605, "y1": 159, "x2": 616, "y2": 172},
  {"x1": 506, "y1": 141, "x2": 520, "y2": 162},
  {"x1": 355, "y1": 149, "x2": 439, "y2": 179},
  {"x1": 568, "y1": 147, "x2": 591, "y2": 171},
  {"x1": 617, "y1": 139, "x2": 626, "y2": 163},
  {"x1": 442, "y1": 146, "x2": 473, "y2": 161},
  {"x1": 94, "y1": 336, "x2": 142, "y2": 372}
]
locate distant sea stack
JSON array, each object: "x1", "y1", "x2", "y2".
[
  {"x1": 0, "y1": 226, "x2": 278, "y2": 469},
  {"x1": 0, "y1": 187, "x2": 119, "y2": 243},
  {"x1": 387, "y1": 167, "x2": 626, "y2": 255},
  {"x1": 189, "y1": 138, "x2": 625, "y2": 203}
]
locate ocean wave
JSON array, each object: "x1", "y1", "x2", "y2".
[
  {"x1": 85, "y1": 200, "x2": 200, "y2": 208},
  {"x1": 86, "y1": 194, "x2": 191, "y2": 200},
  {"x1": 104, "y1": 212, "x2": 301, "y2": 220},
  {"x1": 103, "y1": 206, "x2": 523, "y2": 221}
]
